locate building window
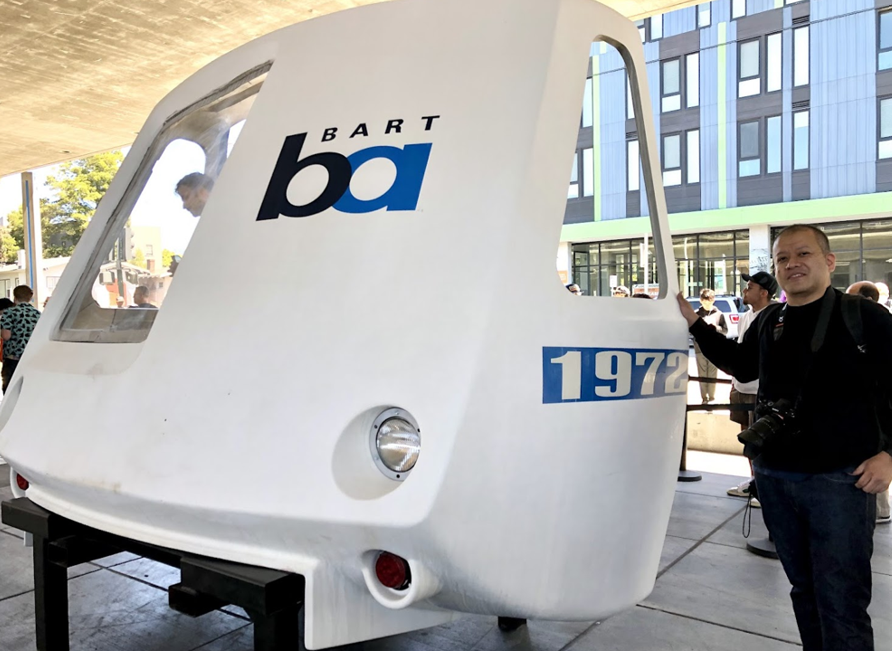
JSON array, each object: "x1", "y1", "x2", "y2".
[
  {"x1": 663, "y1": 134, "x2": 682, "y2": 186},
  {"x1": 582, "y1": 148, "x2": 594, "y2": 197},
  {"x1": 794, "y1": 26, "x2": 809, "y2": 87},
  {"x1": 626, "y1": 78, "x2": 635, "y2": 119},
  {"x1": 880, "y1": 98, "x2": 892, "y2": 160},
  {"x1": 145, "y1": 244, "x2": 154, "y2": 256},
  {"x1": 627, "y1": 140, "x2": 640, "y2": 191},
  {"x1": 739, "y1": 120, "x2": 761, "y2": 177},
  {"x1": 767, "y1": 33, "x2": 782, "y2": 93},
  {"x1": 698, "y1": 2, "x2": 711, "y2": 28},
  {"x1": 686, "y1": 53, "x2": 700, "y2": 108},
  {"x1": 880, "y1": 10, "x2": 892, "y2": 71},
  {"x1": 582, "y1": 78, "x2": 593, "y2": 128},
  {"x1": 661, "y1": 59, "x2": 681, "y2": 112},
  {"x1": 732, "y1": 0, "x2": 746, "y2": 20},
  {"x1": 767, "y1": 115, "x2": 781, "y2": 174},
  {"x1": 687, "y1": 129, "x2": 700, "y2": 184},
  {"x1": 651, "y1": 15, "x2": 663, "y2": 41},
  {"x1": 636, "y1": 20, "x2": 646, "y2": 43},
  {"x1": 739, "y1": 40, "x2": 761, "y2": 98},
  {"x1": 568, "y1": 152, "x2": 579, "y2": 198},
  {"x1": 794, "y1": 110, "x2": 809, "y2": 170}
]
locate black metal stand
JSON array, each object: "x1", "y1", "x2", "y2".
[
  {"x1": 746, "y1": 536, "x2": 779, "y2": 560},
  {"x1": 1, "y1": 497, "x2": 304, "y2": 651},
  {"x1": 498, "y1": 616, "x2": 527, "y2": 631},
  {"x1": 678, "y1": 414, "x2": 702, "y2": 482}
]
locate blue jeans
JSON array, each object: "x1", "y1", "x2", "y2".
[{"x1": 755, "y1": 469, "x2": 876, "y2": 651}]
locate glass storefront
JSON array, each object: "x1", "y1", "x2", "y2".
[
  {"x1": 572, "y1": 230, "x2": 749, "y2": 298},
  {"x1": 772, "y1": 220, "x2": 892, "y2": 290}
]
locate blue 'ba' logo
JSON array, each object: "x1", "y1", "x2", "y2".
[
  {"x1": 257, "y1": 116, "x2": 439, "y2": 220},
  {"x1": 543, "y1": 347, "x2": 689, "y2": 403}
]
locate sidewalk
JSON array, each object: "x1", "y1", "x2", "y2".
[{"x1": 1, "y1": 456, "x2": 890, "y2": 650}]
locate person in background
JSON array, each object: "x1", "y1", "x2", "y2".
[
  {"x1": 175, "y1": 172, "x2": 214, "y2": 218},
  {"x1": 0, "y1": 298, "x2": 14, "y2": 365},
  {"x1": 727, "y1": 272, "x2": 778, "y2": 506},
  {"x1": 612, "y1": 285, "x2": 630, "y2": 298},
  {"x1": 0, "y1": 286, "x2": 41, "y2": 393},
  {"x1": 875, "y1": 281, "x2": 890, "y2": 310},
  {"x1": 693, "y1": 288, "x2": 728, "y2": 404},
  {"x1": 632, "y1": 293, "x2": 653, "y2": 299},
  {"x1": 130, "y1": 286, "x2": 157, "y2": 309},
  {"x1": 565, "y1": 283, "x2": 582, "y2": 295},
  {"x1": 847, "y1": 281, "x2": 891, "y2": 525}
]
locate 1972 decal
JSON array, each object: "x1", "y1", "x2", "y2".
[{"x1": 543, "y1": 347, "x2": 688, "y2": 403}]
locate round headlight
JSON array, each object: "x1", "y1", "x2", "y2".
[{"x1": 370, "y1": 408, "x2": 420, "y2": 480}]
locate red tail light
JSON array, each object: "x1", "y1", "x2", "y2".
[
  {"x1": 375, "y1": 552, "x2": 411, "y2": 590},
  {"x1": 15, "y1": 473, "x2": 29, "y2": 491},
  {"x1": 729, "y1": 314, "x2": 740, "y2": 324}
]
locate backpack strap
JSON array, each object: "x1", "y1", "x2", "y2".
[{"x1": 840, "y1": 293, "x2": 867, "y2": 354}]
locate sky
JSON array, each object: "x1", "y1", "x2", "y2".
[{"x1": 0, "y1": 121, "x2": 244, "y2": 256}]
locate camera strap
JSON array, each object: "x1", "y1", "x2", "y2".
[{"x1": 772, "y1": 288, "x2": 837, "y2": 409}]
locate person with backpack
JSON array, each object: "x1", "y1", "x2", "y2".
[{"x1": 677, "y1": 224, "x2": 892, "y2": 651}]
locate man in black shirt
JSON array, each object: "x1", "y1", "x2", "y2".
[{"x1": 677, "y1": 224, "x2": 892, "y2": 651}]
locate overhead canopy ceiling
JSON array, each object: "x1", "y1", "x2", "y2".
[{"x1": 0, "y1": 0, "x2": 694, "y2": 176}]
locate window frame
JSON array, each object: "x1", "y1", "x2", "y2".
[
  {"x1": 687, "y1": 129, "x2": 701, "y2": 185},
  {"x1": 880, "y1": 9, "x2": 892, "y2": 71},
  {"x1": 793, "y1": 25, "x2": 809, "y2": 87},
  {"x1": 698, "y1": 2, "x2": 711, "y2": 28},
  {"x1": 880, "y1": 97, "x2": 892, "y2": 160},
  {"x1": 568, "y1": 151, "x2": 580, "y2": 199},
  {"x1": 627, "y1": 139, "x2": 640, "y2": 192},
  {"x1": 686, "y1": 52, "x2": 700, "y2": 108},
  {"x1": 54, "y1": 62, "x2": 272, "y2": 344},
  {"x1": 738, "y1": 39, "x2": 762, "y2": 98},
  {"x1": 662, "y1": 132, "x2": 683, "y2": 187},
  {"x1": 661, "y1": 58, "x2": 682, "y2": 113},
  {"x1": 766, "y1": 115, "x2": 782, "y2": 175},
  {"x1": 738, "y1": 119, "x2": 762, "y2": 178},
  {"x1": 793, "y1": 110, "x2": 809, "y2": 170},
  {"x1": 766, "y1": 32, "x2": 782, "y2": 93}
]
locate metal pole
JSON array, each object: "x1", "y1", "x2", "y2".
[{"x1": 20, "y1": 172, "x2": 44, "y2": 305}]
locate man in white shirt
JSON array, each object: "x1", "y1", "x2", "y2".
[{"x1": 727, "y1": 271, "x2": 778, "y2": 503}]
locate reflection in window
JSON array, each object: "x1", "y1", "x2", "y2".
[
  {"x1": 767, "y1": 33, "x2": 782, "y2": 93},
  {"x1": 662, "y1": 59, "x2": 681, "y2": 113},
  {"x1": 582, "y1": 148, "x2": 594, "y2": 197},
  {"x1": 568, "y1": 152, "x2": 579, "y2": 199},
  {"x1": 651, "y1": 15, "x2": 663, "y2": 41},
  {"x1": 686, "y1": 53, "x2": 699, "y2": 108},
  {"x1": 767, "y1": 116, "x2": 781, "y2": 174},
  {"x1": 627, "y1": 140, "x2": 640, "y2": 192},
  {"x1": 880, "y1": 11, "x2": 892, "y2": 71},
  {"x1": 881, "y1": 98, "x2": 892, "y2": 160},
  {"x1": 57, "y1": 64, "x2": 270, "y2": 343},
  {"x1": 698, "y1": 3, "x2": 711, "y2": 28},
  {"x1": 582, "y1": 78, "x2": 593, "y2": 128},
  {"x1": 794, "y1": 27, "x2": 809, "y2": 87},
  {"x1": 739, "y1": 120, "x2": 761, "y2": 177},
  {"x1": 739, "y1": 40, "x2": 760, "y2": 98},
  {"x1": 794, "y1": 111, "x2": 809, "y2": 170},
  {"x1": 687, "y1": 130, "x2": 700, "y2": 184},
  {"x1": 663, "y1": 134, "x2": 682, "y2": 187}
]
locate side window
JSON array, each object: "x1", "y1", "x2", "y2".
[{"x1": 57, "y1": 64, "x2": 269, "y2": 343}]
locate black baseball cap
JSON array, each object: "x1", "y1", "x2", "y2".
[{"x1": 742, "y1": 271, "x2": 778, "y2": 297}]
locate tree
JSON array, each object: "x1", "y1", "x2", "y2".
[
  {"x1": 131, "y1": 248, "x2": 147, "y2": 269},
  {"x1": 3, "y1": 150, "x2": 124, "y2": 259},
  {"x1": 162, "y1": 249, "x2": 176, "y2": 268}
]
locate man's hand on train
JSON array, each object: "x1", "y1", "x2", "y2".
[{"x1": 676, "y1": 292, "x2": 699, "y2": 327}]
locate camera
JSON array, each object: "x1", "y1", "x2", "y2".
[{"x1": 738, "y1": 398, "x2": 798, "y2": 455}]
